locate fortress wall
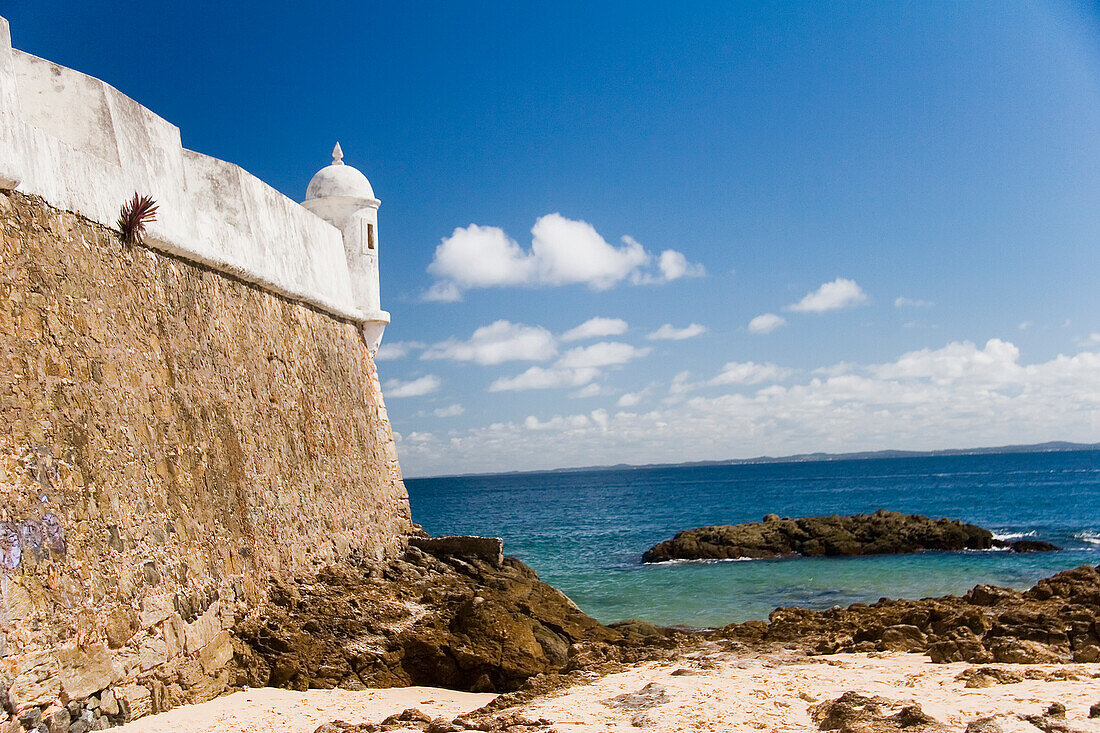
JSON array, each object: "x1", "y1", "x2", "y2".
[
  {"x1": 0, "y1": 16, "x2": 364, "y2": 323},
  {"x1": 0, "y1": 189, "x2": 413, "y2": 720}
]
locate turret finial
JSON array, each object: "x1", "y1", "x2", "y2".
[{"x1": 332, "y1": 142, "x2": 344, "y2": 166}]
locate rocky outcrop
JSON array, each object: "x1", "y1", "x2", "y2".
[
  {"x1": 965, "y1": 704, "x2": 1099, "y2": 733},
  {"x1": 241, "y1": 556, "x2": 1100, "y2": 710},
  {"x1": 721, "y1": 564, "x2": 1100, "y2": 665},
  {"x1": 314, "y1": 709, "x2": 555, "y2": 733},
  {"x1": 811, "y1": 695, "x2": 1099, "y2": 733},
  {"x1": 235, "y1": 540, "x2": 632, "y2": 694},
  {"x1": 811, "y1": 692, "x2": 947, "y2": 732},
  {"x1": 642, "y1": 510, "x2": 1059, "y2": 562}
]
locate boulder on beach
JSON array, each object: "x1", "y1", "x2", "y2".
[{"x1": 641, "y1": 510, "x2": 1059, "y2": 563}]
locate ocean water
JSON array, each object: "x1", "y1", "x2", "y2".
[{"x1": 405, "y1": 450, "x2": 1100, "y2": 627}]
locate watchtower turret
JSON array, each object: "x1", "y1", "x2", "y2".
[{"x1": 303, "y1": 143, "x2": 389, "y2": 352}]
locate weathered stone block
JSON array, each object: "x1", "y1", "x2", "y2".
[
  {"x1": 139, "y1": 595, "x2": 175, "y2": 629},
  {"x1": 198, "y1": 631, "x2": 233, "y2": 673},
  {"x1": 114, "y1": 684, "x2": 151, "y2": 722},
  {"x1": 98, "y1": 689, "x2": 119, "y2": 718},
  {"x1": 102, "y1": 609, "x2": 136, "y2": 649},
  {"x1": 408, "y1": 536, "x2": 504, "y2": 565},
  {"x1": 5, "y1": 577, "x2": 44, "y2": 623},
  {"x1": 44, "y1": 705, "x2": 69, "y2": 733},
  {"x1": 7, "y1": 651, "x2": 59, "y2": 710},
  {"x1": 135, "y1": 637, "x2": 167, "y2": 672},
  {"x1": 162, "y1": 613, "x2": 187, "y2": 659},
  {"x1": 185, "y1": 604, "x2": 223, "y2": 654},
  {"x1": 56, "y1": 644, "x2": 121, "y2": 700}
]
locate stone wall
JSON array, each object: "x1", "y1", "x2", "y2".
[{"x1": 0, "y1": 190, "x2": 413, "y2": 729}]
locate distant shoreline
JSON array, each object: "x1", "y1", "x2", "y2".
[{"x1": 406, "y1": 440, "x2": 1100, "y2": 481}]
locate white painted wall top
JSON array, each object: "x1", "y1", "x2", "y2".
[{"x1": 0, "y1": 15, "x2": 382, "y2": 327}]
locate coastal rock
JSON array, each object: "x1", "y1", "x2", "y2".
[
  {"x1": 956, "y1": 667, "x2": 1025, "y2": 688},
  {"x1": 987, "y1": 639, "x2": 1069, "y2": 665},
  {"x1": 408, "y1": 536, "x2": 504, "y2": 566},
  {"x1": 719, "y1": 565, "x2": 1100, "y2": 668},
  {"x1": 811, "y1": 691, "x2": 947, "y2": 731},
  {"x1": 642, "y1": 510, "x2": 1058, "y2": 562},
  {"x1": 965, "y1": 711, "x2": 1100, "y2": 733},
  {"x1": 237, "y1": 542, "x2": 624, "y2": 693},
  {"x1": 601, "y1": 683, "x2": 670, "y2": 711},
  {"x1": 313, "y1": 710, "x2": 556, "y2": 732}
]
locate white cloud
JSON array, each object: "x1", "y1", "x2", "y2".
[
  {"x1": 422, "y1": 320, "x2": 556, "y2": 365},
  {"x1": 433, "y1": 404, "x2": 465, "y2": 418},
  {"x1": 531, "y1": 215, "x2": 648, "y2": 288},
  {"x1": 556, "y1": 342, "x2": 651, "y2": 369},
  {"x1": 871, "y1": 338, "x2": 1023, "y2": 384},
  {"x1": 710, "y1": 361, "x2": 791, "y2": 386},
  {"x1": 375, "y1": 341, "x2": 424, "y2": 361},
  {"x1": 657, "y1": 250, "x2": 705, "y2": 281},
  {"x1": 647, "y1": 323, "x2": 707, "y2": 341},
  {"x1": 590, "y1": 408, "x2": 610, "y2": 431},
  {"x1": 406, "y1": 431, "x2": 434, "y2": 443},
  {"x1": 426, "y1": 214, "x2": 702, "y2": 298},
  {"x1": 668, "y1": 370, "x2": 695, "y2": 396},
  {"x1": 397, "y1": 338, "x2": 1100, "y2": 477},
  {"x1": 1018, "y1": 321, "x2": 1032, "y2": 331},
  {"x1": 489, "y1": 366, "x2": 600, "y2": 392},
  {"x1": 571, "y1": 383, "x2": 604, "y2": 399},
  {"x1": 748, "y1": 313, "x2": 786, "y2": 334},
  {"x1": 788, "y1": 278, "x2": 868, "y2": 313},
  {"x1": 561, "y1": 317, "x2": 629, "y2": 342},
  {"x1": 618, "y1": 392, "x2": 642, "y2": 407},
  {"x1": 422, "y1": 281, "x2": 463, "y2": 303},
  {"x1": 524, "y1": 414, "x2": 592, "y2": 431},
  {"x1": 895, "y1": 297, "x2": 934, "y2": 308},
  {"x1": 487, "y1": 337, "x2": 650, "y2": 393},
  {"x1": 384, "y1": 375, "x2": 441, "y2": 398},
  {"x1": 427, "y1": 224, "x2": 535, "y2": 289}
]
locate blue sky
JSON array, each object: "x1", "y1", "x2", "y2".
[{"x1": 8, "y1": 2, "x2": 1100, "y2": 476}]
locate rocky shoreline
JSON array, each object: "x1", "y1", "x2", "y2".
[
  {"x1": 287, "y1": 556, "x2": 1100, "y2": 733},
  {"x1": 80, "y1": 536, "x2": 1100, "y2": 732},
  {"x1": 232, "y1": 531, "x2": 1098, "y2": 692},
  {"x1": 642, "y1": 510, "x2": 1060, "y2": 563}
]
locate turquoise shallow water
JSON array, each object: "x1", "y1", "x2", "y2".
[{"x1": 405, "y1": 450, "x2": 1100, "y2": 627}]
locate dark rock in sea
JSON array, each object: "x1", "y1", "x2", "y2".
[
  {"x1": 1010, "y1": 540, "x2": 1061, "y2": 553},
  {"x1": 811, "y1": 691, "x2": 947, "y2": 732},
  {"x1": 641, "y1": 510, "x2": 1059, "y2": 563}
]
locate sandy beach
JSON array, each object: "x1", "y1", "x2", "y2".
[
  {"x1": 114, "y1": 686, "x2": 498, "y2": 733},
  {"x1": 114, "y1": 652, "x2": 1100, "y2": 733}
]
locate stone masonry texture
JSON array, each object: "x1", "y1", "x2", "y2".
[{"x1": 0, "y1": 190, "x2": 412, "y2": 727}]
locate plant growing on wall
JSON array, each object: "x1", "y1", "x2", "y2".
[{"x1": 116, "y1": 193, "x2": 159, "y2": 245}]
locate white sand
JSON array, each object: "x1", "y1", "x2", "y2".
[
  {"x1": 521, "y1": 652, "x2": 1100, "y2": 732},
  {"x1": 114, "y1": 653, "x2": 1100, "y2": 733},
  {"x1": 114, "y1": 686, "x2": 497, "y2": 733}
]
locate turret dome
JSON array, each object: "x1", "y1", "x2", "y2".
[{"x1": 305, "y1": 142, "x2": 375, "y2": 202}]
